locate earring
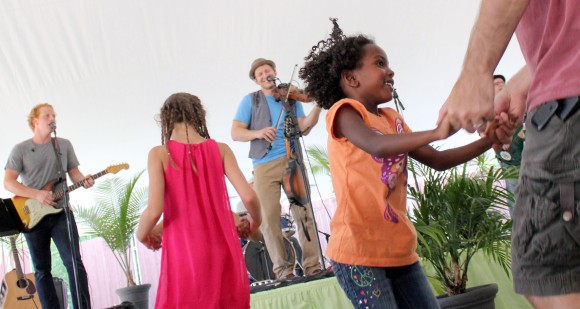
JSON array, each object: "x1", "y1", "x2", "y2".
[{"x1": 350, "y1": 77, "x2": 359, "y2": 87}]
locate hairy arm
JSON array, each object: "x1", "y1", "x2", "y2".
[{"x1": 438, "y1": 0, "x2": 530, "y2": 132}]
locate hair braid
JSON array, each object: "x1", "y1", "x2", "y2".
[{"x1": 157, "y1": 92, "x2": 212, "y2": 172}]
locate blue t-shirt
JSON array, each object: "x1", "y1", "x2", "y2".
[{"x1": 233, "y1": 94, "x2": 305, "y2": 166}]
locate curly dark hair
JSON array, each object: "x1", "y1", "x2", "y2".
[
  {"x1": 158, "y1": 92, "x2": 210, "y2": 145},
  {"x1": 299, "y1": 18, "x2": 374, "y2": 109}
]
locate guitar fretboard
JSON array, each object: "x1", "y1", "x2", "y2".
[
  {"x1": 52, "y1": 169, "x2": 108, "y2": 201},
  {"x1": 9, "y1": 237, "x2": 25, "y2": 281}
]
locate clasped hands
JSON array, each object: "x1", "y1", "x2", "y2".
[
  {"x1": 235, "y1": 214, "x2": 261, "y2": 242},
  {"x1": 437, "y1": 73, "x2": 526, "y2": 147},
  {"x1": 142, "y1": 222, "x2": 163, "y2": 251}
]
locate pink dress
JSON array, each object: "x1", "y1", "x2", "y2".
[{"x1": 154, "y1": 139, "x2": 249, "y2": 308}]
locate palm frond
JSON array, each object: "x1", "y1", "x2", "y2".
[
  {"x1": 305, "y1": 145, "x2": 331, "y2": 177},
  {"x1": 408, "y1": 154, "x2": 512, "y2": 295},
  {"x1": 75, "y1": 170, "x2": 147, "y2": 286}
]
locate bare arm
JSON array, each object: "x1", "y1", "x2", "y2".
[
  {"x1": 494, "y1": 65, "x2": 531, "y2": 127},
  {"x1": 410, "y1": 138, "x2": 493, "y2": 171},
  {"x1": 438, "y1": 0, "x2": 530, "y2": 132},
  {"x1": 219, "y1": 143, "x2": 261, "y2": 231},
  {"x1": 297, "y1": 105, "x2": 322, "y2": 136},
  {"x1": 336, "y1": 105, "x2": 493, "y2": 171},
  {"x1": 136, "y1": 146, "x2": 165, "y2": 245},
  {"x1": 335, "y1": 105, "x2": 454, "y2": 158},
  {"x1": 4, "y1": 168, "x2": 55, "y2": 205},
  {"x1": 68, "y1": 167, "x2": 95, "y2": 188},
  {"x1": 231, "y1": 120, "x2": 276, "y2": 143}
]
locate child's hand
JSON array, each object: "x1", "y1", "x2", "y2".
[
  {"x1": 481, "y1": 118, "x2": 516, "y2": 150},
  {"x1": 143, "y1": 234, "x2": 162, "y2": 251},
  {"x1": 247, "y1": 214, "x2": 263, "y2": 242},
  {"x1": 480, "y1": 119, "x2": 504, "y2": 150},
  {"x1": 140, "y1": 222, "x2": 163, "y2": 251},
  {"x1": 236, "y1": 217, "x2": 251, "y2": 239},
  {"x1": 237, "y1": 214, "x2": 263, "y2": 242},
  {"x1": 491, "y1": 111, "x2": 519, "y2": 145},
  {"x1": 433, "y1": 116, "x2": 458, "y2": 140}
]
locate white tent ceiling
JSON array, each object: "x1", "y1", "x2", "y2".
[{"x1": 0, "y1": 0, "x2": 525, "y2": 204}]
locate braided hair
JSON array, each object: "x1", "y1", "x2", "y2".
[
  {"x1": 158, "y1": 92, "x2": 210, "y2": 174},
  {"x1": 299, "y1": 18, "x2": 374, "y2": 109},
  {"x1": 159, "y1": 92, "x2": 210, "y2": 145}
]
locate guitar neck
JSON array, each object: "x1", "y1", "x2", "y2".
[
  {"x1": 53, "y1": 169, "x2": 108, "y2": 201},
  {"x1": 9, "y1": 237, "x2": 25, "y2": 281}
]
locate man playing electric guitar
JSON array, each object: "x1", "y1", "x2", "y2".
[{"x1": 4, "y1": 103, "x2": 93, "y2": 309}]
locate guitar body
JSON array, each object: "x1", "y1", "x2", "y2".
[
  {"x1": 9, "y1": 163, "x2": 129, "y2": 231},
  {"x1": 0, "y1": 270, "x2": 41, "y2": 309},
  {"x1": 12, "y1": 196, "x2": 63, "y2": 231}
]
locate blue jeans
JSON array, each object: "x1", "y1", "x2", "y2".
[
  {"x1": 331, "y1": 260, "x2": 440, "y2": 309},
  {"x1": 500, "y1": 161, "x2": 520, "y2": 214},
  {"x1": 24, "y1": 211, "x2": 91, "y2": 309}
]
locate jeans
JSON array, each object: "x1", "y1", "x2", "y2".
[
  {"x1": 500, "y1": 161, "x2": 520, "y2": 214},
  {"x1": 331, "y1": 260, "x2": 440, "y2": 308},
  {"x1": 24, "y1": 210, "x2": 91, "y2": 309}
]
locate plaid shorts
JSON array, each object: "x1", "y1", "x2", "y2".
[{"x1": 512, "y1": 97, "x2": 580, "y2": 296}]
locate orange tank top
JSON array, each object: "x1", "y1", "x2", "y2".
[{"x1": 325, "y1": 99, "x2": 418, "y2": 267}]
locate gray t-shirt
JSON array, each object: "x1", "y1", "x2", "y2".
[{"x1": 5, "y1": 138, "x2": 80, "y2": 206}]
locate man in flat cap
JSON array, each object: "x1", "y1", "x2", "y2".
[{"x1": 232, "y1": 58, "x2": 323, "y2": 280}]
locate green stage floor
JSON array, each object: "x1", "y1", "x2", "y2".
[{"x1": 250, "y1": 252, "x2": 532, "y2": 309}]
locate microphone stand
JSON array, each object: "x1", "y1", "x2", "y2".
[
  {"x1": 50, "y1": 128, "x2": 83, "y2": 309},
  {"x1": 318, "y1": 230, "x2": 331, "y2": 244}
]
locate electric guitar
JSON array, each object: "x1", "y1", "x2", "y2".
[
  {"x1": 0, "y1": 236, "x2": 40, "y2": 309},
  {"x1": 11, "y1": 163, "x2": 129, "y2": 231}
]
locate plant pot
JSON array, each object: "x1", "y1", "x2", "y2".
[
  {"x1": 115, "y1": 283, "x2": 152, "y2": 309},
  {"x1": 437, "y1": 283, "x2": 498, "y2": 309}
]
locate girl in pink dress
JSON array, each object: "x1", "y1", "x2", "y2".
[{"x1": 136, "y1": 92, "x2": 261, "y2": 308}]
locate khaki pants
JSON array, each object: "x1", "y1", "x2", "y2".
[{"x1": 254, "y1": 156, "x2": 322, "y2": 278}]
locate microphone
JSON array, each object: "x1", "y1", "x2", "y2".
[
  {"x1": 266, "y1": 76, "x2": 276, "y2": 83},
  {"x1": 49, "y1": 122, "x2": 57, "y2": 130}
]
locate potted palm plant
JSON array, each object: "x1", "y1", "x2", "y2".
[
  {"x1": 75, "y1": 169, "x2": 150, "y2": 308},
  {"x1": 408, "y1": 155, "x2": 514, "y2": 309}
]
